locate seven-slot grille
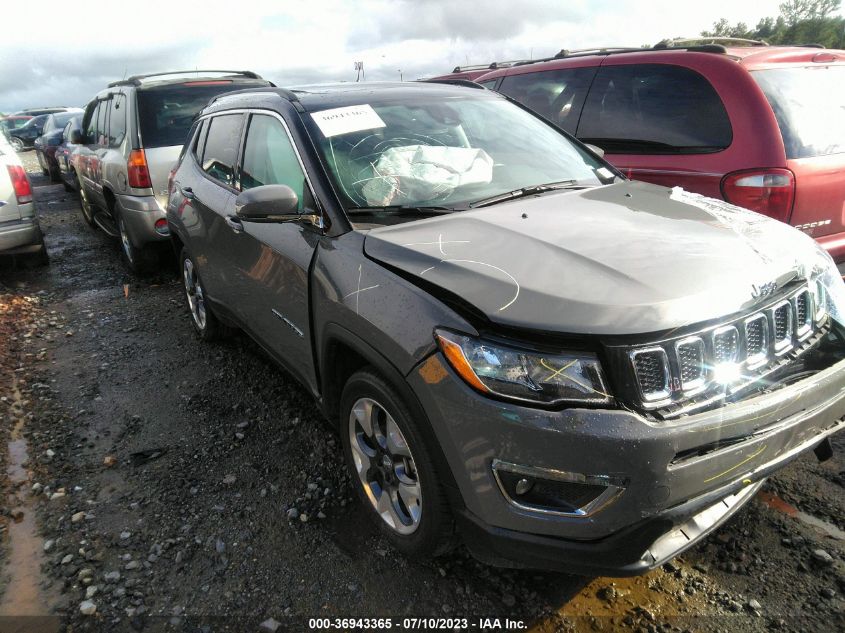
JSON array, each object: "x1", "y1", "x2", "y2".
[{"x1": 627, "y1": 283, "x2": 825, "y2": 407}]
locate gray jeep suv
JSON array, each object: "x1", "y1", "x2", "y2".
[
  {"x1": 166, "y1": 82, "x2": 845, "y2": 574},
  {"x1": 73, "y1": 71, "x2": 272, "y2": 271}
]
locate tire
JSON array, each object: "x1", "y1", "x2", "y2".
[
  {"x1": 49, "y1": 164, "x2": 60, "y2": 183},
  {"x1": 78, "y1": 179, "x2": 96, "y2": 227},
  {"x1": 180, "y1": 247, "x2": 220, "y2": 341},
  {"x1": 340, "y1": 368, "x2": 455, "y2": 558},
  {"x1": 62, "y1": 176, "x2": 73, "y2": 192},
  {"x1": 10, "y1": 137, "x2": 23, "y2": 152},
  {"x1": 116, "y1": 211, "x2": 157, "y2": 274},
  {"x1": 21, "y1": 244, "x2": 49, "y2": 269}
]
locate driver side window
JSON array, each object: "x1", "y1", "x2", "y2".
[{"x1": 240, "y1": 114, "x2": 307, "y2": 211}]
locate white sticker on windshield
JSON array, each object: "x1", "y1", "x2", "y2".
[{"x1": 310, "y1": 104, "x2": 387, "y2": 138}]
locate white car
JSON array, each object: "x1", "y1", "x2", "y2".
[{"x1": 0, "y1": 134, "x2": 47, "y2": 264}]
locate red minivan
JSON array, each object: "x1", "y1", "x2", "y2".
[{"x1": 460, "y1": 45, "x2": 845, "y2": 267}]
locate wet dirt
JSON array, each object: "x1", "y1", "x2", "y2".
[{"x1": 0, "y1": 152, "x2": 843, "y2": 632}]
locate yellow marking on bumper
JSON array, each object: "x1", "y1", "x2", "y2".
[{"x1": 703, "y1": 444, "x2": 768, "y2": 484}]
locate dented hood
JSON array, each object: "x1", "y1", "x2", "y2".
[{"x1": 363, "y1": 181, "x2": 836, "y2": 335}]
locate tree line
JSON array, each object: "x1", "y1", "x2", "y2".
[{"x1": 702, "y1": 0, "x2": 844, "y2": 48}]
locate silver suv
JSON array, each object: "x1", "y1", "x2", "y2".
[{"x1": 73, "y1": 71, "x2": 272, "y2": 272}]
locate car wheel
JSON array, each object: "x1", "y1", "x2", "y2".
[
  {"x1": 180, "y1": 247, "x2": 220, "y2": 341},
  {"x1": 49, "y1": 164, "x2": 60, "y2": 183},
  {"x1": 116, "y1": 211, "x2": 156, "y2": 273},
  {"x1": 78, "y1": 181, "x2": 95, "y2": 227},
  {"x1": 62, "y1": 175, "x2": 73, "y2": 192},
  {"x1": 340, "y1": 369, "x2": 455, "y2": 558},
  {"x1": 10, "y1": 137, "x2": 23, "y2": 152}
]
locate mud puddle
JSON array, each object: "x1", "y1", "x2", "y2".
[
  {"x1": 0, "y1": 378, "x2": 58, "y2": 630},
  {"x1": 757, "y1": 490, "x2": 845, "y2": 541}
]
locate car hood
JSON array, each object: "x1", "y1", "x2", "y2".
[{"x1": 363, "y1": 181, "x2": 830, "y2": 335}]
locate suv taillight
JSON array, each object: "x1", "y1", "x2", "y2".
[
  {"x1": 127, "y1": 149, "x2": 152, "y2": 189},
  {"x1": 720, "y1": 168, "x2": 795, "y2": 223},
  {"x1": 7, "y1": 164, "x2": 33, "y2": 204}
]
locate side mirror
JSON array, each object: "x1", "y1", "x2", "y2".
[
  {"x1": 235, "y1": 184, "x2": 299, "y2": 220},
  {"x1": 69, "y1": 129, "x2": 83, "y2": 144},
  {"x1": 584, "y1": 143, "x2": 605, "y2": 159}
]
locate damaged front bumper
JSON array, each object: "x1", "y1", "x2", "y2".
[{"x1": 409, "y1": 350, "x2": 845, "y2": 575}]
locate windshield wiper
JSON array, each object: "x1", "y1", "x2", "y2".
[
  {"x1": 467, "y1": 180, "x2": 585, "y2": 209},
  {"x1": 346, "y1": 205, "x2": 456, "y2": 215}
]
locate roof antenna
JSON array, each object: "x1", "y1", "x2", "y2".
[{"x1": 122, "y1": 68, "x2": 127, "y2": 80}]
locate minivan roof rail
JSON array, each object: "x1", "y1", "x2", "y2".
[
  {"x1": 655, "y1": 37, "x2": 769, "y2": 48},
  {"x1": 108, "y1": 70, "x2": 264, "y2": 88},
  {"x1": 451, "y1": 59, "x2": 529, "y2": 73},
  {"x1": 425, "y1": 78, "x2": 485, "y2": 89}
]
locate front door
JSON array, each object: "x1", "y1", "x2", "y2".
[{"x1": 226, "y1": 112, "x2": 322, "y2": 390}]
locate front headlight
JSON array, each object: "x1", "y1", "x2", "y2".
[{"x1": 435, "y1": 329, "x2": 612, "y2": 406}]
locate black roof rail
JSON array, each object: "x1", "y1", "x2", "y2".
[
  {"x1": 207, "y1": 86, "x2": 300, "y2": 106},
  {"x1": 424, "y1": 78, "x2": 485, "y2": 89},
  {"x1": 451, "y1": 59, "x2": 530, "y2": 74},
  {"x1": 655, "y1": 37, "x2": 768, "y2": 48},
  {"x1": 108, "y1": 70, "x2": 264, "y2": 88}
]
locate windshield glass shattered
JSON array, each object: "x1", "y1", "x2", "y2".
[{"x1": 306, "y1": 95, "x2": 613, "y2": 215}]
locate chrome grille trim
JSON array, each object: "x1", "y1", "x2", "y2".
[
  {"x1": 628, "y1": 347, "x2": 670, "y2": 402},
  {"x1": 674, "y1": 336, "x2": 706, "y2": 394},
  {"x1": 623, "y1": 282, "x2": 828, "y2": 411},
  {"x1": 770, "y1": 300, "x2": 793, "y2": 356},
  {"x1": 712, "y1": 325, "x2": 739, "y2": 364},
  {"x1": 792, "y1": 288, "x2": 813, "y2": 340},
  {"x1": 744, "y1": 313, "x2": 769, "y2": 369}
]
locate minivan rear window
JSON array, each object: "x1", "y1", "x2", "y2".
[
  {"x1": 752, "y1": 66, "x2": 845, "y2": 159},
  {"x1": 137, "y1": 82, "x2": 264, "y2": 149},
  {"x1": 577, "y1": 64, "x2": 732, "y2": 154}
]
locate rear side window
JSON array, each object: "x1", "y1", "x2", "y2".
[
  {"x1": 240, "y1": 114, "x2": 306, "y2": 210},
  {"x1": 137, "y1": 82, "x2": 265, "y2": 149},
  {"x1": 577, "y1": 64, "x2": 732, "y2": 154},
  {"x1": 96, "y1": 99, "x2": 110, "y2": 146},
  {"x1": 478, "y1": 79, "x2": 498, "y2": 90},
  {"x1": 499, "y1": 67, "x2": 596, "y2": 134},
  {"x1": 752, "y1": 66, "x2": 845, "y2": 159},
  {"x1": 109, "y1": 94, "x2": 126, "y2": 147},
  {"x1": 201, "y1": 114, "x2": 244, "y2": 187},
  {"x1": 84, "y1": 103, "x2": 97, "y2": 142}
]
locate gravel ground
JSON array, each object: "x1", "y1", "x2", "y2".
[{"x1": 0, "y1": 150, "x2": 843, "y2": 632}]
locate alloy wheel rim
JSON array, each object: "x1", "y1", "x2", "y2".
[
  {"x1": 348, "y1": 397, "x2": 422, "y2": 535},
  {"x1": 78, "y1": 183, "x2": 94, "y2": 222},
  {"x1": 10, "y1": 138, "x2": 23, "y2": 152},
  {"x1": 182, "y1": 258, "x2": 207, "y2": 330}
]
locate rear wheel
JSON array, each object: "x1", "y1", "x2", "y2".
[
  {"x1": 78, "y1": 181, "x2": 95, "y2": 227},
  {"x1": 340, "y1": 369, "x2": 454, "y2": 558},
  {"x1": 116, "y1": 211, "x2": 157, "y2": 274},
  {"x1": 180, "y1": 247, "x2": 220, "y2": 341},
  {"x1": 10, "y1": 137, "x2": 23, "y2": 152}
]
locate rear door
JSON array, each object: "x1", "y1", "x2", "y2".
[
  {"x1": 189, "y1": 112, "x2": 245, "y2": 305},
  {"x1": 751, "y1": 64, "x2": 845, "y2": 254}
]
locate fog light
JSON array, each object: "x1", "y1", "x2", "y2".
[
  {"x1": 154, "y1": 219, "x2": 170, "y2": 236},
  {"x1": 492, "y1": 460, "x2": 626, "y2": 517}
]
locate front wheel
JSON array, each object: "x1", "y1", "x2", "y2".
[
  {"x1": 78, "y1": 180, "x2": 95, "y2": 227},
  {"x1": 10, "y1": 137, "x2": 24, "y2": 152},
  {"x1": 340, "y1": 369, "x2": 454, "y2": 558}
]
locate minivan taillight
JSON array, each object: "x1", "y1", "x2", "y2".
[
  {"x1": 7, "y1": 165, "x2": 33, "y2": 204},
  {"x1": 721, "y1": 168, "x2": 795, "y2": 223},
  {"x1": 127, "y1": 149, "x2": 152, "y2": 189}
]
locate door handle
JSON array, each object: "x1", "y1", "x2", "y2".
[
  {"x1": 181, "y1": 186, "x2": 195, "y2": 200},
  {"x1": 225, "y1": 215, "x2": 244, "y2": 233}
]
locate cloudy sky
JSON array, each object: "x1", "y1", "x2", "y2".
[{"x1": 0, "y1": 0, "x2": 833, "y2": 112}]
